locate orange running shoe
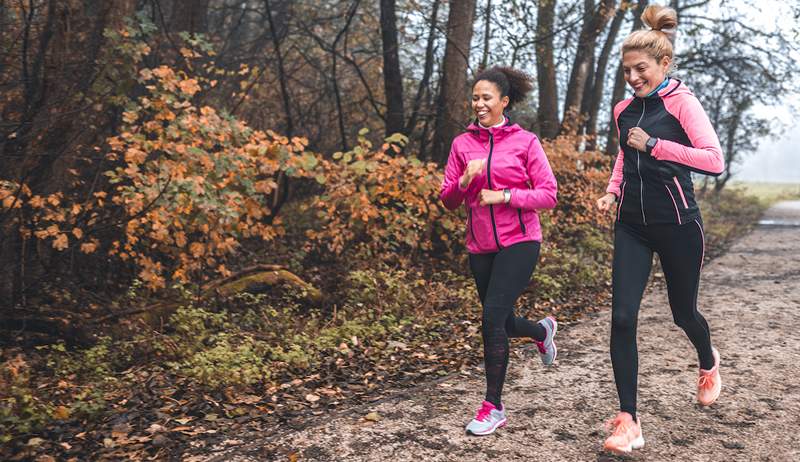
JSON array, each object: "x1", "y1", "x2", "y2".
[
  {"x1": 603, "y1": 412, "x2": 644, "y2": 455},
  {"x1": 697, "y1": 347, "x2": 721, "y2": 406}
]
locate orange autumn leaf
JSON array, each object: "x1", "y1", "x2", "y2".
[{"x1": 52, "y1": 234, "x2": 69, "y2": 250}]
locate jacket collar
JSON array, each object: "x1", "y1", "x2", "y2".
[{"x1": 466, "y1": 115, "x2": 522, "y2": 143}]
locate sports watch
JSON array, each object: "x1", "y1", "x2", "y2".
[
  {"x1": 645, "y1": 136, "x2": 658, "y2": 153},
  {"x1": 503, "y1": 188, "x2": 512, "y2": 204}
]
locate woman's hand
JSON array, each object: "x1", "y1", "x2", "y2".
[
  {"x1": 459, "y1": 159, "x2": 486, "y2": 189},
  {"x1": 627, "y1": 127, "x2": 650, "y2": 152},
  {"x1": 479, "y1": 189, "x2": 505, "y2": 206},
  {"x1": 596, "y1": 193, "x2": 617, "y2": 212}
]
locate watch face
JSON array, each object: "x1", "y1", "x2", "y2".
[{"x1": 647, "y1": 137, "x2": 657, "y2": 148}]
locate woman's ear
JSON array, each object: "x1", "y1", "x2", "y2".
[
  {"x1": 661, "y1": 55, "x2": 672, "y2": 73},
  {"x1": 502, "y1": 95, "x2": 510, "y2": 109}
]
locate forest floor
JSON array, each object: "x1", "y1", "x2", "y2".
[{"x1": 198, "y1": 201, "x2": 800, "y2": 462}]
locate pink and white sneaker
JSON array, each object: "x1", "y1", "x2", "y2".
[
  {"x1": 465, "y1": 400, "x2": 507, "y2": 436},
  {"x1": 535, "y1": 316, "x2": 558, "y2": 366}
]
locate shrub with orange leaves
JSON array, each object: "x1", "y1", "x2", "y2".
[
  {"x1": 305, "y1": 130, "x2": 459, "y2": 262},
  {"x1": 101, "y1": 63, "x2": 316, "y2": 289},
  {"x1": 543, "y1": 136, "x2": 613, "y2": 240}
]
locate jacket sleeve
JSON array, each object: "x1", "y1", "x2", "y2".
[
  {"x1": 606, "y1": 151, "x2": 624, "y2": 198},
  {"x1": 440, "y1": 143, "x2": 468, "y2": 210},
  {"x1": 652, "y1": 94, "x2": 725, "y2": 176},
  {"x1": 508, "y1": 136, "x2": 558, "y2": 210},
  {"x1": 606, "y1": 100, "x2": 626, "y2": 197}
]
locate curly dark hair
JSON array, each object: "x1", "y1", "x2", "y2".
[{"x1": 472, "y1": 66, "x2": 534, "y2": 111}]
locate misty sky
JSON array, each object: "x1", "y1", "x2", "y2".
[{"x1": 721, "y1": 1, "x2": 798, "y2": 183}]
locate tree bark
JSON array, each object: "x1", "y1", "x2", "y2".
[
  {"x1": 560, "y1": 0, "x2": 616, "y2": 135},
  {"x1": 605, "y1": 0, "x2": 648, "y2": 156},
  {"x1": 170, "y1": 0, "x2": 210, "y2": 35},
  {"x1": 431, "y1": 0, "x2": 477, "y2": 165},
  {"x1": 535, "y1": 0, "x2": 559, "y2": 139},
  {"x1": 480, "y1": 0, "x2": 492, "y2": 71},
  {"x1": 265, "y1": 0, "x2": 294, "y2": 137},
  {"x1": 405, "y1": 0, "x2": 440, "y2": 139},
  {"x1": 380, "y1": 0, "x2": 405, "y2": 136},
  {"x1": 585, "y1": 1, "x2": 626, "y2": 150}
]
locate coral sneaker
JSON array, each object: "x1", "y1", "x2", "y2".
[
  {"x1": 465, "y1": 400, "x2": 507, "y2": 436},
  {"x1": 603, "y1": 412, "x2": 644, "y2": 455},
  {"x1": 535, "y1": 316, "x2": 558, "y2": 366},
  {"x1": 697, "y1": 347, "x2": 721, "y2": 406}
]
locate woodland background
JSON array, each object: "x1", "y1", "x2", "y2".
[{"x1": 1, "y1": 0, "x2": 797, "y2": 459}]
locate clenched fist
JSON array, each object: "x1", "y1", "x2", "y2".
[
  {"x1": 626, "y1": 127, "x2": 650, "y2": 152},
  {"x1": 460, "y1": 158, "x2": 486, "y2": 189},
  {"x1": 596, "y1": 192, "x2": 616, "y2": 212}
]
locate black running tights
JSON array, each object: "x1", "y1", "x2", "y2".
[
  {"x1": 469, "y1": 241, "x2": 546, "y2": 408},
  {"x1": 611, "y1": 220, "x2": 714, "y2": 420}
]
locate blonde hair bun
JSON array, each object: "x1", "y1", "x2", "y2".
[{"x1": 641, "y1": 4, "x2": 678, "y2": 31}]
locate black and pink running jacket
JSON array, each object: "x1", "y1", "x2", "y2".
[{"x1": 607, "y1": 78, "x2": 725, "y2": 225}]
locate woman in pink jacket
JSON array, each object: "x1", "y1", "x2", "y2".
[
  {"x1": 440, "y1": 66, "x2": 558, "y2": 436},
  {"x1": 596, "y1": 5, "x2": 724, "y2": 455}
]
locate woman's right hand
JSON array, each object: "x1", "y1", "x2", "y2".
[
  {"x1": 596, "y1": 193, "x2": 616, "y2": 212},
  {"x1": 460, "y1": 158, "x2": 486, "y2": 189}
]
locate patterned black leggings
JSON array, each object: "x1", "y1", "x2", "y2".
[{"x1": 469, "y1": 241, "x2": 546, "y2": 408}]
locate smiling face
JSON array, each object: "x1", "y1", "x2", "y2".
[
  {"x1": 622, "y1": 50, "x2": 671, "y2": 97},
  {"x1": 472, "y1": 80, "x2": 509, "y2": 126}
]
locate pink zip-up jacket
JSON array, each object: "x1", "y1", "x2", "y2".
[
  {"x1": 440, "y1": 120, "x2": 558, "y2": 254},
  {"x1": 607, "y1": 78, "x2": 724, "y2": 225}
]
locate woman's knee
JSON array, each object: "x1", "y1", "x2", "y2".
[{"x1": 611, "y1": 308, "x2": 638, "y2": 332}]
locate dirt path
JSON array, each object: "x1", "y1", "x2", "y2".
[{"x1": 203, "y1": 202, "x2": 800, "y2": 462}]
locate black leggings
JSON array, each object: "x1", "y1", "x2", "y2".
[
  {"x1": 611, "y1": 220, "x2": 714, "y2": 419},
  {"x1": 469, "y1": 241, "x2": 546, "y2": 408}
]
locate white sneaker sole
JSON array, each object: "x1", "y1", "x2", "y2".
[
  {"x1": 606, "y1": 435, "x2": 645, "y2": 454},
  {"x1": 466, "y1": 418, "x2": 507, "y2": 436}
]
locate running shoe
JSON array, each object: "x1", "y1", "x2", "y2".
[
  {"x1": 465, "y1": 400, "x2": 507, "y2": 436},
  {"x1": 697, "y1": 347, "x2": 721, "y2": 406},
  {"x1": 603, "y1": 412, "x2": 644, "y2": 455},
  {"x1": 535, "y1": 316, "x2": 558, "y2": 366}
]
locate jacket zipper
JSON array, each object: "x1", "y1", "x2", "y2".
[
  {"x1": 517, "y1": 209, "x2": 526, "y2": 235},
  {"x1": 468, "y1": 208, "x2": 476, "y2": 241},
  {"x1": 486, "y1": 133, "x2": 502, "y2": 250},
  {"x1": 635, "y1": 99, "x2": 647, "y2": 225}
]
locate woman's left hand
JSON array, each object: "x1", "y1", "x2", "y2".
[
  {"x1": 627, "y1": 127, "x2": 650, "y2": 152},
  {"x1": 479, "y1": 189, "x2": 505, "y2": 206}
]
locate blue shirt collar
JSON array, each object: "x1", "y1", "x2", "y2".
[{"x1": 645, "y1": 77, "x2": 670, "y2": 97}]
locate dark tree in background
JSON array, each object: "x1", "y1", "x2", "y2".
[{"x1": 431, "y1": 0, "x2": 477, "y2": 164}]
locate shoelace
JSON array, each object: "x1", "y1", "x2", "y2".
[
  {"x1": 698, "y1": 373, "x2": 715, "y2": 389},
  {"x1": 475, "y1": 402, "x2": 494, "y2": 422},
  {"x1": 605, "y1": 416, "x2": 632, "y2": 437}
]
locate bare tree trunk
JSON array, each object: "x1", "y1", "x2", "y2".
[
  {"x1": 431, "y1": 0, "x2": 477, "y2": 165},
  {"x1": 585, "y1": 1, "x2": 626, "y2": 150},
  {"x1": 265, "y1": 0, "x2": 294, "y2": 137},
  {"x1": 605, "y1": 0, "x2": 648, "y2": 156},
  {"x1": 560, "y1": 0, "x2": 616, "y2": 135},
  {"x1": 535, "y1": 0, "x2": 559, "y2": 139},
  {"x1": 480, "y1": 0, "x2": 492, "y2": 71},
  {"x1": 405, "y1": 0, "x2": 440, "y2": 139},
  {"x1": 171, "y1": 0, "x2": 210, "y2": 35},
  {"x1": 380, "y1": 0, "x2": 405, "y2": 136}
]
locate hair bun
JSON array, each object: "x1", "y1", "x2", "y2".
[{"x1": 641, "y1": 4, "x2": 678, "y2": 32}]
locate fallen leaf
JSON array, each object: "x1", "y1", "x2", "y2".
[
  {"x1": 364, "y1": 412, "x2": 381, "y2": 422},
  {"x1": 53, "y1": 405, "x2": 70, "y2": 420},
  {"x1": 305, "y1": 394, "x2": 320, "y2": 403},
  {"x1": 27, "y1": 437, "x2": 45, "y2": 446}
]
